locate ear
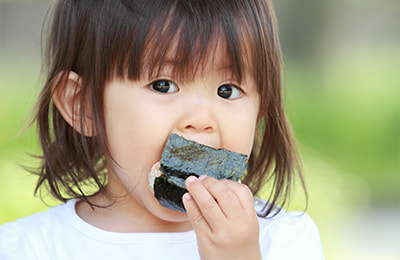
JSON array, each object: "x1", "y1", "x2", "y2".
[{"x1": 52, "y1": 71, "x2": 95, "y2": 136}]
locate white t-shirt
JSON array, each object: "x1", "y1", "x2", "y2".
[{"x1": 0, "y1": 199, "x2": 324, "y2": 260}]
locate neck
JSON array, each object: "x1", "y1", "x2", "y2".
[{"x1": 75, "y1": 190, "x2": 192, "y2": 233}]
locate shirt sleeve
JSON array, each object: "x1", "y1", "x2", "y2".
[
  {"x1": 0, "y1": 221, "x2": 32, "y2": 260},
  {"x1": 258, "y1": 212, "x2": 325, "y2": 260}
]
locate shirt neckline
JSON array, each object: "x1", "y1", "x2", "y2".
[{"x1": 61, "y1": 199, "x2": 196, "y2": 244}]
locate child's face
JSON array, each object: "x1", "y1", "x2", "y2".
[{"x1": 103, "y1": 47, "x2": 260, "y2": 223}]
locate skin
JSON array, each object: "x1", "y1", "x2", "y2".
[{"x1": 54, "y1": 43, "x2": 261, "y2": 259}]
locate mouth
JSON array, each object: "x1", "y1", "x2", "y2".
[
  {"x1": 148, "y1": 134, "x2": 248, "y2": 212},
  {"x1": 148, "y1": 162, "x2": 161, "y2": 194}
]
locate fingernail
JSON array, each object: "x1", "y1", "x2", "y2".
[
  {"x1": 183, "y1": 193, "x2": 192, "y2": 201},
  {"x1": 198, "y1": 175, "x2": 208, "y2": 181},
  {"x1": 186, "y1": 176, "x2": 197, "y2": 183}
]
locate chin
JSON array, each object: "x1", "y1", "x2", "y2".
[
  {"x1": 160, "y1": 208, "x2": 190, "y2": 223},
  {"x1": 147, "y1": 192, "x2": 190, "y2": 223}
]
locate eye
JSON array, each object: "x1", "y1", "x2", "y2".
[
  {"x1": 217, "y1": 84, "x2": 243, "y2": 99},
  {"x1": 150, "y1": 80, "x2": 179, "y2": 94}
]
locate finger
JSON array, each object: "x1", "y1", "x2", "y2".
[
  {"x1": 221, "y1": 180, "x2": 255, "y2": 213},
  {"x1": 185, "y1": 176, "x2": 225, "y2": 228},
  {"x1": 198, "y1": 176, "x2": 244, "y2": 219},
  {"x1": 182, "y1": 192, "x2": 210, "y2": 232}
]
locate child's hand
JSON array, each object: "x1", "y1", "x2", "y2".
[{"x1": 183, "y1": 176, "x2": 261, "y2": 260}]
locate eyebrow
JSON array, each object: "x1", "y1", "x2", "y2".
[{"x1": 142, "y1": 55, "x2": 248, "y2": 84}]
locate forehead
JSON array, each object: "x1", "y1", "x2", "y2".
[
  {"x1": 119, "y1": 1, "x2": 255, "y2": 85},
  {"x1": 142, "y1": 36, "x2": 246, "y2": 78},
  {"x1": 139, "y1": 29, "x2": 255, "y2": 87}
]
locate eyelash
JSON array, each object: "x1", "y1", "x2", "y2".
[
  {"x1": 150, "y1": 80, "x2": 179, "y2": 94},
  {"x1": 149, "y1": 79, "x2": 244, "y2": 99},
  {"x1": 217, "y1": 84, "x2": 244, "y2": 100}
]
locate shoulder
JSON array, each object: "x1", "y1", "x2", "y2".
[
  {"x1": 254, "y1": 198, "x2": 320, "y2": 235},
  {"x1": 254, "y1": 198, "x2": 325, "y2": 260},
  {"x1": 0, "y1": 201, "x2": 72, "y2": 260}
]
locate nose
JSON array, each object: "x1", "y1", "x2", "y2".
[
  {"x1": 183, "y1": 116, "x2": 214, "y2": 133},
  {"x1": 179, "y1": 107, "x2": 216, "y2": 133},
  {"x1": 174, "y1": 95, "x2": 218, "y2": 139}
]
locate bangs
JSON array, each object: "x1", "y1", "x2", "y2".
[
  {"x1": 112, "y1": 0, "x2": 255, "y2": 84},
  {"x1": 38, "y1": 0, "x2": 297, "y2": 212}
]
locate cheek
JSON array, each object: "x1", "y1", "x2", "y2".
[
  {"x1": 105, "y1": 110, "x2": 163, "y2": 168},
  {"x1": 237, "y1": 121, "x2": 258, "y2": 156},
  {"x1": 222, "y1": 109, "x2": 258, "y2": 156},
  {"x1": 104, "y1": 91, "x2": 164, "y2": 169}
]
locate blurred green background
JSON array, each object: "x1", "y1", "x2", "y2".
[{"x1": 0, "y1": 0, "x2": 399, "y2": 259}]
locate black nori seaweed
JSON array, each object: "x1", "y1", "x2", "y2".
[
  {"x1": 154, "y1": 174, "x2": 188, "y2": 212},
  {"x1": 154, "y1": 134, "x2": 248, "y2": 212}
]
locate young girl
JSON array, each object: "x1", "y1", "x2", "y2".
[{"x1": 0, "y1": 0, "x2": 324, "y2": 259}]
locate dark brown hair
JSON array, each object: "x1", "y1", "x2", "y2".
[{"x1": 34, "y1": 0, "x2": 306, "y2": 216}]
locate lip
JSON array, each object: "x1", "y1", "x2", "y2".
[{"x1": 150, "y1": 134, "x2": 248, "y2": 212}]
